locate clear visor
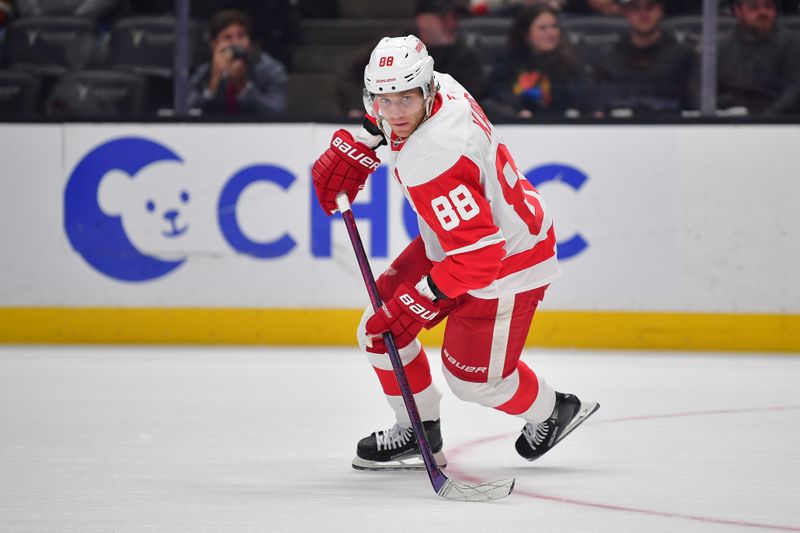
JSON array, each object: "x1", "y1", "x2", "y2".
[{"x1": 367, "y1": 91, "x2": 426, "y2": 118}]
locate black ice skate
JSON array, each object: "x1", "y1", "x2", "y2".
[
  {"x1": 516, "y1": 392, "x2": 600, "y2": 461},
  {"x1": 352, "y1": 419, "x2": 447, "y2": 471}
]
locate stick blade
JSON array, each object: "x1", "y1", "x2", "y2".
[{"x1": 437, "y1": 477, "x2": 515, "y2": 502}]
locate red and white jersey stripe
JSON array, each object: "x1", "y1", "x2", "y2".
[{"x1": 381, "y1": 73, "x2": 560, "y2": 299}]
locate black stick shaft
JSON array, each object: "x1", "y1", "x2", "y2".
[{"x1": 337, "y1": 196, "x2": 448, "y2": 492}]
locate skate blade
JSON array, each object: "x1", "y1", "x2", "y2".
[
  {"x1": 352, "y1": 451, "x2": 447, "y2": 472},
  {"x1": 558, "y1": 401, "x2": 600, "y2": 444}
]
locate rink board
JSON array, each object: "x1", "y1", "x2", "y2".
[
  {"x1": 0, "y1": 308, "x2": 798, "y2": 352},
  {"x1": 0, "y1": 123, "x2": 798, "y2": 351}
]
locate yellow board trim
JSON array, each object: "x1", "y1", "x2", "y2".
[{"x1": 0, "y1": 308, "x2": 798, "y2": 352}]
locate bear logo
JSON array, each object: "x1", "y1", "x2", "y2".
[
  {"x1": 65, "y1": 137, "x2": 187, "y2": 281},
  {"x1": 98, "y1": 161, "x2": 195, "y2": 262}
]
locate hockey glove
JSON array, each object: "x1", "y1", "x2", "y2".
[
  {"x1": 365, "y1": 282, "x2": 439, "y2": 350},
  {"x1": 311, "y1": 129, "x2": 380, "y2": 215}
]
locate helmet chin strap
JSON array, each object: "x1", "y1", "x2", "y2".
[{"x1": 374, "y1": 116, "x2": 401, "y2": 146}]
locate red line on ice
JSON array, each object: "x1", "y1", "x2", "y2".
[{"x1": 446, "y1": 405, "x2": 800, "y2": 532}]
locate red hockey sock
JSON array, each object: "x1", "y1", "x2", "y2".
[
  {"x1": 372, "y1": 347, "x2": 433, "y2": 396},
  {"x1": 494, "y1": 361, "x2": 540, "y2": 416}
]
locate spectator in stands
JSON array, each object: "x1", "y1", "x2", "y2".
[
  {"x1": 1, "y1": 1, "x2": 14, "y2": 32},
  {"x1": 236, "y1": 0, "x2": 298, "y2": 71},
  {"x1": 0, "y1": 1, "x2": 13, "y2": 67},
  {"x1": 717, "y1": 0, "x2": 800, "y2": 114},
  {"x1": 591, "y1": 0, "x2": 698, "y2": 115},
  {"x1": 483, "y1": 4, "x2": 594, "y2": 119},
  {"x1": 188, "y1": 9, "x2": 287, "y2": 116},
  {"x1": 335, "y1": 0, "x2": 487, "y2": 118},
  {"x1": 125, "y1": 0, "x2": 298, "y2": 70},
  {"x1": 192, "y1": 1, "x2": 298, "y2": 71}
]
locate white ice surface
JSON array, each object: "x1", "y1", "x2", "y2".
[{"x1": 1, "y1": 346, "x2": 799, "y2": 533}]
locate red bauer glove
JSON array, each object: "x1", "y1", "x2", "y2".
[
  {"x1": 365, "y1": 282, "x2": 439, "y2": 350},
  {"x1": 311, "y1": 129, "x2": 380, "y2": 215}
]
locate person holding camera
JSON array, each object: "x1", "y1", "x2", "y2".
[{"x1": 189, "y1": 9, "x2": 288, "y2": 116}]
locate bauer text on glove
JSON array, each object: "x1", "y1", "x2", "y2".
[
  {"x1": 311, "y1": 129, "x2": 380, "y2": 215},
  {"x1": 365, "y1": 282, "x2": 439, "y2": 350}
]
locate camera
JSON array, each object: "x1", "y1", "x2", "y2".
[{"x1": 228, "y1": 45, "x2": 249, "y2": 63}]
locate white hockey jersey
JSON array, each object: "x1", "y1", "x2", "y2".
[{"x1": 380, "y1": 73, "x2": 560, "y2": 299}]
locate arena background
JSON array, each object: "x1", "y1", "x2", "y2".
[{"x1": 2, "y1": 2, "x2": 800, "y2": 531}]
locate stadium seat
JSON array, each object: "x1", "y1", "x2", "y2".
[
  {"x1": 562, "y1": 16, "x2": 627, "y2": 45},
  {"x1": 286, "y1": 72, "x2": 340, "y2": 119},
  {"x1": 14, "y1": 0, "x2": 79, "y2": 15},
  {"x1": 44, "y1": 69, "x2": 146, "y2": 117},
  {"x1": 110, "y1": 16, "x2": 203, "y2": 78},
  {"x1": 662, "y1": 15, "x2": 736, "y2": 47},
  {"x1": 562, "y1": 16, "x2": 626, "y2": 69},
  {"x1": 292, "y1": 44, "x2": 361, "y2": 73},
  {"x1": 460, "y1": 17, "x2": 511, "y2": 38},
  {"x1": 109, "y1": 16, "x2": 204, "y2": 111},
  {"x1": 780, "y1": 14, "x2": 800, "y2": 32},
  {"x1": 13, "y1": 0, "x2": 119, "y2": 18},
  {"x1": 460, "y1": 17, "x2": 510, "y2": 69},
  {"x1": 5, "y1": 16, "x2": 96, "y2": 75},
  {"x1": 464, "y1": 33, "x2": 506, "y2": 74},
  {"x1": 0, "y1": 69, "x2": 42, "y2": 115}
]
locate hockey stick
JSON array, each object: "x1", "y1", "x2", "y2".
[{"x1": 335, "y1": 194, "x2": 515, "y2": 502}]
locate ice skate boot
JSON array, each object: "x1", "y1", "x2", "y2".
[
  {"x1": 352, "y1": 419, "x2": 447, "y2": 471},
  {"x1": 516, "y1": 392, "x2": 600, "y2": 461}
]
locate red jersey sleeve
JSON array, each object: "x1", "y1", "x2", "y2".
[{"x1": 407, "y1": 155, "x2": 506, "y2": 298}]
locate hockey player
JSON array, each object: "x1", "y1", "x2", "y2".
[{"x1": 312, "y1": 35, "x2": 599, "y2": 471}]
